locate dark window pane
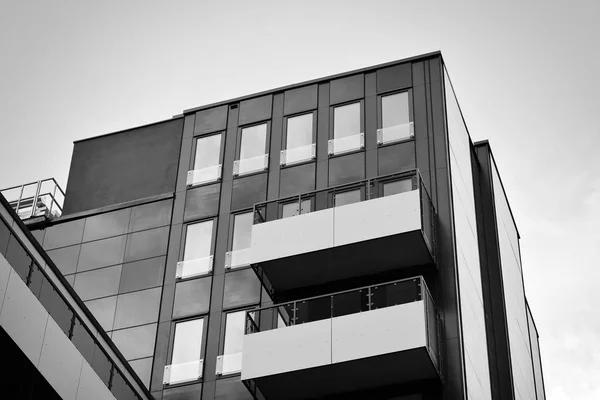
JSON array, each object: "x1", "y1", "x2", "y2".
[
  {"x1": 194, "y1": 105, "x2": 228, "y2": 135},
  {"x1": 215, "y1": 376, "x2": 253, "y2": 400},
  {"x1": 110, "y1": 367, "x2": 125, "y2": 398},
  {"x1": 91, "y1": 346, "x2": 112, "y2": 386},
  {"x1": 330, "y1": 74, "x2": 364, "y2": 105},
  {"x1": 334, "y1": 189, "x2": 361, "y2": 207},
  {"x1": 383, "y1": 179, "x2": 413, "y2": 197},
  {"x1": 329, "y1": 152, "x2": 365, "y2": 186},
  {"x1": 5, "y1": 235, "x2": 31, "y2": 282},
  {"x1": 129, "y1": 199, "x2": 173, "y2": 233},
  {"x1": 0, "y1": 218, "x2": 10, "y2": 256},
  {"x1": 71, "y1": 318, "x2": 95, "y2": 365},
  {"x1": 172, "y1": 277, "x2": 211, "y2": 319},
  {"x1": 193, "y1": 134, "x2": 222, "y2": 170},
  {"x1": 39, "y1": 279, "x2": 73, "y2": 336},
  {"x1": 223, "y1": 268, "x2": 260, "y2": 310},
  {"x1": 284, "y1": 84, "x2": 318, "y2": 116},
  {"x1": 124, "y1": 226, "x2": 169, "y2": 263},
  {"x1": 114, "y1": 287, "x2": 161, "y2": 330},
  {"x1": 83, "y1": 208, "x2": 131, "y2": 242},
  {"x1": 43, "y1": 219, "x2": 85, "y2": 250},
  {"x1": 231, "y1": 173, "x2": 267, "y2": 211},
  {"x1": 117, "y1": 382, "x2": 137, "y2": 400},
  {"x1": 78, "y1": 235, "x2": 127, "y2": 272},
  {"x1": 184, "y1": 183, "x2": 220, "y2": 221},
  {"x1": 279, "y1": 163, "x2": 315, "y2": 198},
  {"x1": 239, "y1": 95, "x2": 272, "y2": 126},
  {"x1": 119, "y1": 256, "x2": 165, "y2": 294},
  {"x1": 74, "y1": 264, "x2": 122, "y2": 301},
  {"x1": 112, "y1": 323, "x2": 157, "y2": 360},
  {"x1": 332, "y1": 289, "x2": 369, "y2": 318},
  {"x1": 129, "y1": 357, "x2": 152, "y2": 388},
  {"x1": 296, "y1": 296, "x2": 331, "y2": 324},
  {"x1": 85, "y1": 296, "x2": 117, "y2": 331},
  {"x1": 47, "y1": 245, "x2": 80, "y2": 275},
  {"x1": 163, "y1": 382, "x2": 203, "y2": 400},
  {"x1": 378, "y1": 141, "x2": 415, "y2": 176}
]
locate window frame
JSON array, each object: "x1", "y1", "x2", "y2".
[
  {"x1": 179, "y1": 217, "x2": 218, "y2": 263},
  {"x1": 376, "y1": 89, "x2": 414, "y2": 147},
  {"x1": 216, "y1": 306, "x2": 257, "y2": 377},
  {"x1": 376, "y1": 175, "x2": 417, "y2": 199},
  {"x1": 281, "y1": 111, "x2": 317, "y2": 168},
  {"x1": 234, "y1": 121, "x2": 271, "y2": 174},
  {"x1": 166, "y1": 315, "x2": 209, "y2": 386},
  {"x1": 328, "y1": 185, "x2": 366, "y2": 208},
  {"x1": 188, "y1": 132, "x2": 226, "y2": 187},
  {"x1": 328, "y1": 100, "x2": 365, "y2": 157}
]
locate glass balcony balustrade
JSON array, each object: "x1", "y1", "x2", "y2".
[
  {"x1": 280, "y1": 143, "x2": 316, "y2": 166},
  {"x1": 233, "y1": 154, "x2": 269, "y2": 176},
  {"x1": 176, "y1": 255, "x2": 213, "y2": 279},
  {"x1": 186, "y1": 164, "x2": 222, "y2": 187},
  {"x1": 377, "y1": 121, "x2": 414, "y2": 145},
  {"x1": 163, "y1": 359, "x2": 203, "y2": 385},
  {"x1": 327, "y1": 132, "x2": 364, "y2": 156}
]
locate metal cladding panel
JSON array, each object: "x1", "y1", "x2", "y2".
[
  {"x1": 38, "y1": 316, "x2": 84, "y2": 400},
  {"x1": 333, "y1": 190, "x2": 421, "y2": 247},
  {"x1": 0, "y1": 265, "x2": 49, "y2": 366},
  {"x1": 331, "y1": 302, "x2": 426, "y2": 364},
  {"x1": 0, "y1": 254, "x2": 10, "y2": 311},
  {"x1": 77, "y1": 360, "x2": 116, "y2": 400},
  {"x1": 63, "y1": 118, "x2": 183, "y2": 214},
  {"x1": 250, "y1": 209, "x2": 334, "y2": 264},
  {"x1": 241, "y1": 319, "x2": 332, "y2": 380}
]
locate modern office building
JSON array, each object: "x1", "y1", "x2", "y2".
[{"x1": 0, "y1": 51, "x2": 545, "y2": 400}]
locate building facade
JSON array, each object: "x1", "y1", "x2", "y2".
[{"x1": 0, "y1": 51, "x2": 545, "y2": 400}]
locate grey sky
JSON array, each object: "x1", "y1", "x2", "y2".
[{"x1": 1, "y1": 1, "x2": 599, "y2": 398}]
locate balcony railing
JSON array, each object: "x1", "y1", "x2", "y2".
[
  {"x1": 280, "y1": 143, "x2": 316, "y2": 166},
  {"x1": 252, "y1": 169, "x2": 436, "y2": 259},
  {"x1": 186, "y1": 164, "x2": 222, "y2": 187},
  {"x1": 176, "y1": 255, "x2": 213, "y2": 280},
  {"x1": 1, "y1": 178, "x2": 64, "y2": 221},
  {"x1": 225, "y1": 248, "x2": 252, "y2": 270},
  {"x1": 377, "y1": 122, "x2": 414, "y2": 145},
  {"x1": 233, "y1": 154, "x2": 269, "y2": 176},
  {"x1": 328, "y1": 132, "x2": 364, "y2": 156},
  {"x1": 163, "y1": 359, "x2": 203, "y2": 385}
]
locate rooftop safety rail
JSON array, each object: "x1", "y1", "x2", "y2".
[
  {"x1": 252, "y1": 168, "x2": 437, "y2": 260},
  {"x1": 1, "y1": 178, "x2": 65, "y2": 221},
  {"x1": 244, "y1": 275, "x2": 441, "y2": 372},
  {"x1": 0, "y1": 195, "x2": 150, "y2": 400}
]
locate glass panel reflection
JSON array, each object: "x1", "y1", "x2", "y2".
[
  {"x1": 383, "y1": 178, "x2": 413, "y2": 197},
  {"x1": 113, "y1": 287, "x2": 161, "y2": 330},
  {"x1": 334, "y1": 189, "x2": 361, "y2": 207},
  {"x1": 74, "y1": 264, "x2": 122, "y2": 301},
  {"x1": 165, "y1": 318, "x2": 204, "y2": 384},
  {"x1": 333, "y1": 102, "x2": 361, "y2": 139},
  {"x1": 112, "y1": 323, "x2": 157, "y2": 361}
]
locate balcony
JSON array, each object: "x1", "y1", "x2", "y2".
[
  {"x1": 250, "y1": 170, "x2": 436, "y2": 297},
  {"x1": 1, "y1": 178, "x2": 64, "y2": 223},
  {"x1": 241, "y1": 277, "x2": 441, "y2": 400}
]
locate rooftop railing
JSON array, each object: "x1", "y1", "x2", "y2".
[
  {"x1": 252, "y1": 168, "x2": 437, "y2": 259},
  {"x1": 1, "y1": 178, "x2": 65, "y2": 221}
]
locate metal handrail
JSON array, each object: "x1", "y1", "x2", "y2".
[
  {"x1": 246, "y1": 275, "x2": 435, "y2": 332},
  {"x1": 253, "y1": 168, "x2": 429, "y2": 224},
  {"x1": 1, "y1": 178, "x2": 65, "y2": 220}
]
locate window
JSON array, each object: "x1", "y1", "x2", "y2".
[
  {"x1": 226, "y1": 212, "x2": 253, "y2": 269},
  {"x1": 223, "y1": 268, "x2": 261, "y2": 310},
  {"x1": 378, "y1": 92, "x2": 412, "y2": 145},
  {"x1": 188, "y1": 134, "x2": 223, "y2": 186},
  {"x1": 334, "y1": 189, "x2": 362, "y2": 207},
  {"x1": 383, "y1": 178, "x2": 413, "y2": 197},
  {"x1": 281, "y1": 199, "x2": 312, "y2": 218},
  {"x1": 281, "y1": 113, "x2": 315, "y2": 166},
  {"x1": 165, "y1": 318, "x2": 205, "y2": 385},
  {"x1": 330, "y1": 102, "x2": 363, "y2": 155},
  {"x1": 178, "y1": 220, "x2": 214, "y2": 279},
  {"x1": 234, "y1": 123, "x2": 268, "y2": 176},
  {"x1": 217, "y1": 310, "x2": 252, "y2": 376}
]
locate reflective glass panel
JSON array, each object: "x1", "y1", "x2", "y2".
[
  {"x1": 383, "y1": 179, "x2": 413, "y2": 197},
  {"x1": 173, "y1": 277, "x2": 211, "y2": 319},
  {"x1": 113, "y1": 287, "x2": 161, "y2": 330},
  {"x1": 223, "y1": 268, "x2": 260, "y2": 310},
  {"x1": 333, "y1": 102, "x2": 361, "y2": 139},
  {"x1": 128, "y1": 199, "x2": 172, "y2": 233},
  {"x1": 183, "y1": 220, "x2": 213, "y2": 261},
  {"x1": 194, "y1": 134, "x2": 222, "y2": 170},
  {"x1": 215, "y1": 376, "x2": 254, "y2": 400},
  {"x1": 286, "y1": 114, "x2": 313, "y2": 150},
  {"x1": 281, "y1": 199, "x2": 312, "y2": 218},
  {"x1": 334, "y1": 189, "x2": 361, "y2": 207},
  {"x1": 77, "y1": 235, "x2": 126, "y2": 272},
  {"x1": 129, "y1": 357, "x2": 152, "y2": 388},
  {"x1": 119, "y1": 256, "x2": 165, "y2": 294},
  {"x1": 172, "y1": 319, "x2": 204, "y2": 365},
  {"x1": 5, "y1": 235, "x2": 32, "y2": 282},
  {"x1": 47, "y1": 245, "x2": 80, "y2": 275},
  {"x1": 112, "y1": 323, "x2": 157, "y2": 360},
  {"x1": 123, "y1": 226, "x2": 169, "y2": 263},
  {"x1": 85, "y1": 296, "x2": 117, "y2": 331},
  {"x1": 74, "y1": 264, "x2": 122, "y2": 301},
  {"x1": 83, "y1": 208, "x2": 130, "y2": 242},
  {"x1": 0, "y1": 218, "x2": 10, "y2": 256},
  {"x1": 71, "y1": 318, "x2": 95, "y2": 365},
  {"x1": 43, "y1": 219, "x2": 85, "y2": 250},
  {"x1": 223, "y1": 310, "x2": 246, "y2": 356},
  {"x1": 39, "y1": 279, "x2": 73, "y2": 336},
  {"x1": 239, "y1": 124, "x2": 267, "y2": 160},
  {"x1": 232, "y1": 213, "x2": 253, "y2": 251}
]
